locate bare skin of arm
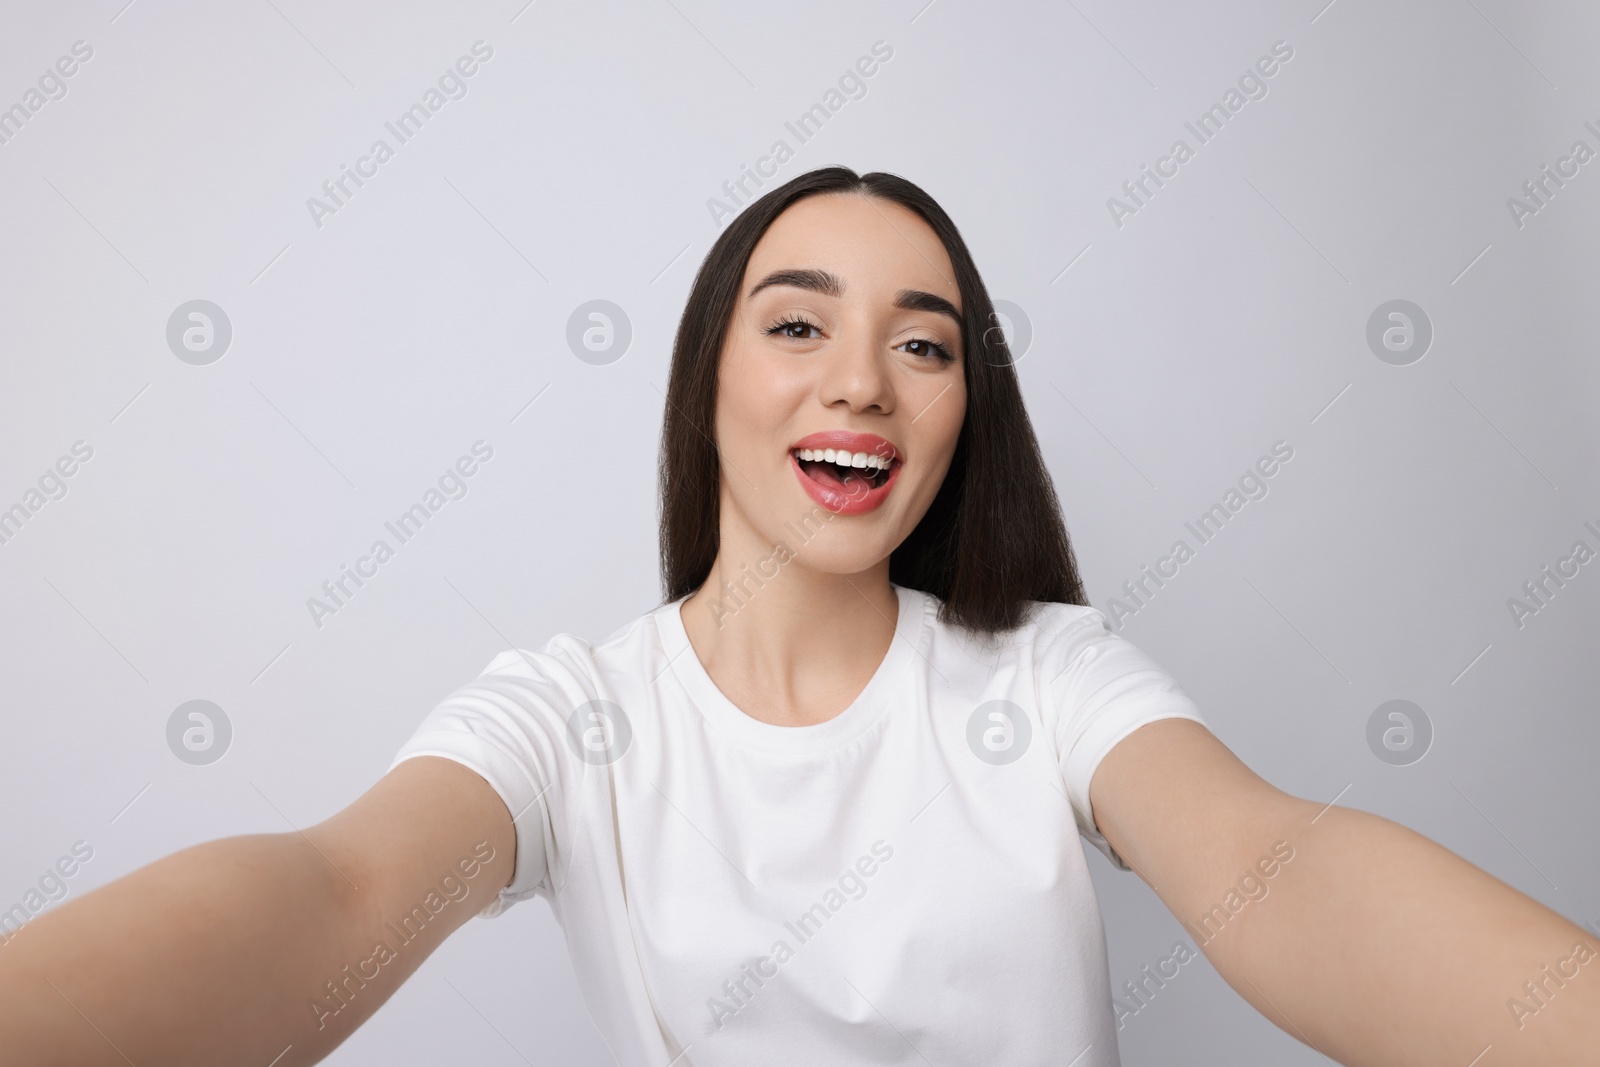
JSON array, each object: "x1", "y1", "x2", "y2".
[
  {"x1": 1090, "y1": 718, "x2": 1600, "y2": 1065},
  {"x1": 0, "y1": 756, "x2": 514, "y2": 1066}
]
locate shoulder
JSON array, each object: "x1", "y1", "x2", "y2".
[
  {"x1": 477, "y1": 601, "x2": 665, "y2": 681},
  {"x1": 918, "y1": 591, "x2": 1107, "y2": 664},
  {"x1": 445, "y1": 603, "x2": 671, "y2": 736},
  {"x1": 1024, "y1": 600, "x2": 1111, "y2": 649}
]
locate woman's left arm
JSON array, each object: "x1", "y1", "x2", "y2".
[{"x1": 1089, "y1": 717, "x2": 1600, "y2": 1066}]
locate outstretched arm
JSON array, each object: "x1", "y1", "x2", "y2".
[
  {"x1": 1090, "y1": 718, "x2": 1599, "y2": 1065},
  {"x1": 0, "y1": 756, "x2": 514, "y2": 1066}
]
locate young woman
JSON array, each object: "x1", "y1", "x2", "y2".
[{"x1": 2, "y1": 167, "x2": 1595, "y2": 1066}]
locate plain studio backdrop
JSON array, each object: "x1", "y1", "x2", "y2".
[{"x1": 2, "y1": 1, "x2": 1597, "y2": 1063}]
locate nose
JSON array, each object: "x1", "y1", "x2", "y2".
[{"x1": 819, "y1": 331, "x2": 894, "y2": 415}]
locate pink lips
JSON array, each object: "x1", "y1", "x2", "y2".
[{"x1": 788, "y1": 431, "x2": 902, "y2": 515}]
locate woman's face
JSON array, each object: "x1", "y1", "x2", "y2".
[{"x1": 712, "y1": 192, "x2": 968, "y2": 577}]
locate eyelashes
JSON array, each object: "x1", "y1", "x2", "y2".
[
  {"x1": 763, "y1": 314, "x2": 822, "y2": 337},
  {"x1": 762, "y1": 315, "x2": 956, "y2": 363},
  {"x1": 900, "y1": 337, "x2": 957, "y2": 363}
]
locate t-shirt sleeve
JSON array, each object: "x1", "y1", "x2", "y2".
[
  {"x1": 1039, "y1": 607, "x2": 1208, "y2": 871},
  {"x1": 389, "y1": 645, "x2": 591, "y2": 918}
]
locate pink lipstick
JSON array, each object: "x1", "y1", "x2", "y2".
[{"x1": 788, "y1": 431, "x2": 901, "y2": 515}]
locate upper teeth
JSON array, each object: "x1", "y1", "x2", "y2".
[{"x1": 796, "y1": 448, "x2": 892, "y2": 471}]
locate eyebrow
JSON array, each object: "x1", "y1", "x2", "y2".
[{"x1": 746, "y1": 268, "x2": 962, "y2": 328}]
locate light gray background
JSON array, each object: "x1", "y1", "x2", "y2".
[{"x1": 2, "y1": 1, "x2": 1597, "y2": 1063}]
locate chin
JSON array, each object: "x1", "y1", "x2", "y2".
[{"x1": 772, "y1": 530, "x2": 898, "y2": 578}]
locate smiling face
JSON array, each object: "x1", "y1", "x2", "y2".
[{"x1": 710, "y1": 191, "x2": 968, "y2": 578}]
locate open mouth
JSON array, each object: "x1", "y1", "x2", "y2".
[{"x1": 791, "y1": 447, "x2": 896, "y2": 492}]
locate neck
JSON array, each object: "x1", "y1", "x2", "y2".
[{"x1": 679, "y1": 508, "x2": 899, "y2": 728}]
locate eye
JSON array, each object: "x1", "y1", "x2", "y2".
[
  {"x1": 764, "y1": 315, "x2": 822, "y2": 340},
  {"x1": 899, "y1": 337, "x2": 956, "y2": 363}
]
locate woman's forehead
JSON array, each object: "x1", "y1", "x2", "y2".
[{"x1": 744, "y1": 196, "x2": 959, "y2": 308}]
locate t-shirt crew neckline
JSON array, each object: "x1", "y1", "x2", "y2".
[{"x1": 655, "y1": 582, "x2": 928, "y2": 756}]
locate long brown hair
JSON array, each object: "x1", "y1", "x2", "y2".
[{"x1": 657, "y1": 166, "x2": 1087, "y2": 633}]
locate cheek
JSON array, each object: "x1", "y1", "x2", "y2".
[
  {"x1": 716, "y1": 355, "x2": 777, "y2": 444},
  {"x1": 717, "y1": 347, "x2": 757, "y2": 410},
  {"x1": 896, "y1": 386, "x2": 964, "y2": 516},
  {"x1": 918, "y1": 382, "x2": 966, "y2": 467}
]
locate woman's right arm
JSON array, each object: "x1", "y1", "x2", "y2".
[{"x1": 0, "y1": 754, "x2": 515, "y2": 1066}]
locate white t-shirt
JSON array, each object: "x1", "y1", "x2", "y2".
[{"x1": 390, "y1": 582, "x2": 1207, "y2": 1066}]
